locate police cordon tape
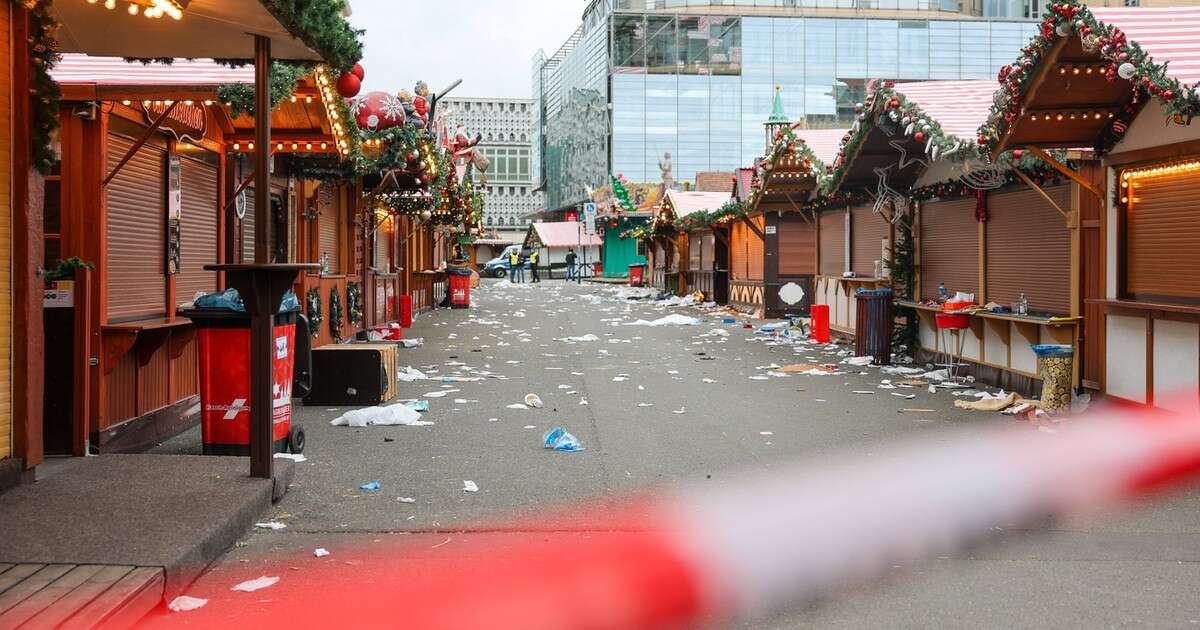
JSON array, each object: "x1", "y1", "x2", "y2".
[{"x1": 171, "y1": 405, "x2": 1200, "y2": 629}]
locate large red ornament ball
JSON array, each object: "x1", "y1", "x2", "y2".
[
  {"x1": 336, "y1": 72, "x2": 362, "y2": 99},
  {"x1": 1012, "y1": 149, "x2": 1024, "y2": 159},
  {"x1": 352, "y1": 91, "x2": 407, "y2": 131},
  {"x1": 351, "y1": 63, "x2": 365, "y2": 80},
  {"x1": 913, "y1": 131, "x2": 925, "y2": 142}
]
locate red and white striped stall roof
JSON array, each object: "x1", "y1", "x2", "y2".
[
  {"x1": 891, "y1": 80, "x2": 997, "y2": 140},
  {"x1": 50, "y1": 53, "x2": 254, "y2": 86},
  {"x1": 792, "y1": 128, "x2": 847, "y2": 166},
  {"x1": 1088, "y1": 7, "x2": 1200, "y2": 85}
]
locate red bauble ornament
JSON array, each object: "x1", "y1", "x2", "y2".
[
  {"x1": 352, "y1": 91, "x2": 407, "y2": 131},
  {"x1": 351, "y1": 63, "x2": 365, "y2": 80},
  {"x1": 407, "y1": 152, "x2": 417, "y2": 163},
  {"x1": 1163, "y1": 89, "x2": 1175, "y2": 100},
  {"x1": 1011, "y1": 149, "x2": 1023, "y2": 159},
  {"x1": 336, "y1": 72, "x2": 362, "y2": 99},
  {"x1": 913, "y1": 131, "x2": 925, "y2": 142}
]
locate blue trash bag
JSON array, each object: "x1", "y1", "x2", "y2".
[
  {"x1": 194, "y1": 288, "x2": 300, "y2": 314},
  {"x1": 1032, "y1": 344, "x2": 1074, "y2": 358},
  {"x1": 542, "y1": 426, "x2": 583, "y2": 452}
]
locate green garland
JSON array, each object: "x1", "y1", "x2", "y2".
[
  {"x1": 27, "y1": 0, "x2": 62, "y2": 175},
  {"x1": 305, "y1": 287, "x2": 323, "y2": 337},
  {"x1": 260, "y1": 0, "x2": 363, "y2": 72},
  {"x1": 346, "y1": 282, "x2": 363, "y2": 327},
  {"x1": 674, "y1": 199, "x2": 747, "y2": 233},
  {"x1": 328, "y1": 285, "x2": 343, "y2": 342},
  {"x1": 217, "y1": 62, "x2": 310, "y2": 118},
  {"x1": 747, "y1": 126, "x2": 823, "y2": 208},
  {"x1": 611, "y1": 175, "x2": 635, "y2": 212},
  {"x1": 980, "y1": 0, "x2": 1200, "y2": 155},
  {"x1": 889, "y1": 213, "x2": 919, "y2": 358}
]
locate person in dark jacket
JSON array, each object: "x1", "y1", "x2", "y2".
[{"x1": 565, "y1": 248, "x2": 577, "y2": 280}]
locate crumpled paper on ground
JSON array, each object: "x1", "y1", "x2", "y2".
[
  {"x1": 168, "y1": 596, "x2": 208, "y2": 612},
  {"x1": 623, "y1": 314, "x2": 701, "y2": 327},
  {"x1": 954, "y1": 392, "x2": 1020, "y2": 412},
  {"x1": 231, "y1": 576, "x2": 279, "y2": 592},
  {"x1": 331, "y1": 405, "x2": 434, "y2": 427}
]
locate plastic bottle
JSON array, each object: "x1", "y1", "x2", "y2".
[
  {"x1": 1017, "y1": 293, "x2": 1028, "y2": 316},
  {"x1": 938, "y1": 282, "x2": 949, "y2": 302}
]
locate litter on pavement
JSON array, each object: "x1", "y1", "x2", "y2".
[
  {"x1": 463, "y1": 480, "x2": 479, "y2": 493},
  {"x1": 313, "y1": 548, "x2": 330, "y2": 557},
  {"x1": 254, "y1": 521, "x2": 286, "y2": 530},
  {"x1": 231, "y1": 576, "x2": 279, "y2": 593},
  {"x1": 397, "y1": 366, "x2": 428, "y2": 382},
  {"x1": 543, "y1": 426, "x2": 583, "y2": 452},
  {"x1": 398, "y1": 338, "x2": 424, "y2": 348},
  {"x1": 524, "y1": 393, "x2": 545, "y2": 408},
  {"x1": 168, "y1": 596, "x2": 208, "y2": 612},
  {"x1": 623, "y1": 314, "x2": 701, "y2": 327},
  {"x1": 556, "y1": 334, "x2": 600, "y2": 343},
  {"x1": 360, "y1": 481, "x2": 382, "y2": 491},
  {"x1": 331, "y1": 405, "x2": 434, "y2": 427},
  {"x1": 273, "y1": 453, "x2": 306, "y2": 462}
]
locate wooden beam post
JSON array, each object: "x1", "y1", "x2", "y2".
[
  {"x1": 102, "y1": 101, "x2": 178, "y2": 186},
  {"x1": 1027, "y1": 146, "x2": 1105, "y2": 200}
]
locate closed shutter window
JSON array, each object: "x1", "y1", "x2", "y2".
[
  {"x1": 920, "y1": 198, "x2": 978, "y2": 301},
  {"x1": 731, "y1": 221, "x2": 747, "y2": 279},
  {"x1": 819, "y1": 209, "x2": 846, "y2": 276},
  {"x1": 1124, "y1": 168, "x2": 1200, "y2": 302},
  {"x1": 746, "y1": 216, "x2": 764, "y2": 280},
  {"x1": 851, "y1": 204, "x2": 889, "y2": 278},
  {"x1": 106, "y1": 134, "x2": 166, "y2": 321},
  {"x1": 689, "y1": 233, "x2": 701, "y2": 268},
  {"x1": 702, "y1": 232, "x2": 714, "y2": 271},
  {"x1": 986, "y1": 185, "x2": 1071, "y2": 314},
  {"x1": 177, "y1": 155, "x2": 219, "y2": 300},
  {"x1": 317, "y1": 185, "x2": 340, "y2": 273},
  {"x1": 241, "y1": 187, "x2": 256, "y2": 263},
  {"x1": 778, "y1": 215, "x2": 815, "y2": 276}
]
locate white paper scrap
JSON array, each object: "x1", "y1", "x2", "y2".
[
  {"x1": 168, "y1": 596, "x2": 208, "y2": 612},
  {"x1": 231, "y1": 576, "x2": 279, "y2": 592}
]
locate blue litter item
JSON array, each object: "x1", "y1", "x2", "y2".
[
  {"x1": 193, "y1": 288, "x2": 300, "y2": 314},
  {"x1": 723, "y1": 318, "x2": 736, "y2": 324},
  {"x1": 542, "y1": 426, "x2": 583, "y2": 452},
  {"x1": 359, "y1": 481, "x2": 382, "y2": 491},
  {"x1": 1032, "y1": 344, "x2": 1074, "y2": 358},
  {"x1": 403, "y1": 400, "x2": 430, "y2": 412}
]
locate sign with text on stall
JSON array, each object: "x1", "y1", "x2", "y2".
[{"x1": 583, "y1": 202, "x2": 597, "y2": 236}]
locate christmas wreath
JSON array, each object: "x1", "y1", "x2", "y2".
[
  {"x1": 328, "y1": 286, "x2": 344, "y2": 342},
  {"x1": 305, "y1": 287, "x2": 323, "y2": 338},
  {"x1": 346, "y1": 282, "x2": 363, "y2": 328}
]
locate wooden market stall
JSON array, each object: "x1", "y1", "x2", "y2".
[
  {"x1": 524, "y1": 221, "x2": 602, "y2": 280},
  {"x1": 979, "y1": 2, "x2": 1200, "y2": 406},
  {"x1": 818, "y1": 77, "x2": 1091, "y2": 393},
  {"x1": 48, "y1": 56, "x2": 354, "y2": 453},
  {"x1": 660, "y1": 191, "x2": 732, "y2": 299}
]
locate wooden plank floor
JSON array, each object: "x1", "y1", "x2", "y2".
[{"x1": 0, "y1": 563, "x2": 163, "y2": 629}]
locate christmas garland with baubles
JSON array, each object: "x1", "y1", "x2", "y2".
[
  {"x1": 346, "y1": 282, "x2": 363, "y2": 328},
  {"x1": 327, "y1": 286, "x2": 343, "y2": 342},
  {"x1": 305, "y1": 288, "x2": 323, "y2": 338},
  {"x1": 979, "y1": 0, "x2": 1200, "y2": 155},
  {"x1": 26, "y1": 0, "x2": 62, "y2": 176},
  {"x1": 746, "y1": 125, "x2": 823, "y2": 208}
]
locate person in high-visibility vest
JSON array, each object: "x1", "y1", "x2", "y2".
[
  {"x1": 508, "y1": 250, "x2": 523, "y2": 283},
  {"x1": 529, "y1": 250, "x2": 541, "y2": 283}
]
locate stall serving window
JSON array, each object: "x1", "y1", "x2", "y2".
[
  {"x1": 851, "y1": 204, "x2": 889, "y2": 278},
  {"x1": 819, "y1": 209, "x2": 846, "y2": 277},
  {"x1": 177, "y1": 148, "x2": 220, "y2": 301},
  {"x1": 986, "y1": 185, "x2": 1071, "y2": 314},
  {"x1": 920, "y1": 197, "x2": 977, "y2": 301},
  {"x1": 106, "y1": 128, "x2": 166, "y2": 322},
  {"x1": 778, "y1": 214, "x2": 815, "y2": 276},
  {"x1": 240, "y1": 186, "x2": 256, "y2": 263},
  {"x1": 1119, "y1": 159, "x2": 1200, "y2": 303},
  {"x1": 688, "y1": 232, "x2": 702, "y2": 270},
  {"x1": 730, "y1": 216, "x2": 764, "y2": 280}
]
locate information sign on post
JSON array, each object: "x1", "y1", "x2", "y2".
[{"x1": 583, "y1": 202, "x2": 597, "y2": 236}]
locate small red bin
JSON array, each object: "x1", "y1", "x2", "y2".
[
  {"x1": 810, "y1": 304, "x2": 831, "y2": 343},
  {"x1": 936, "y1": 312, "x2": 971, "y2": 329}
]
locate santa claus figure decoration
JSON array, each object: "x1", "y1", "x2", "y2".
[{"x1": 351, "y1": 91, "x2": 407, "y2": 131}]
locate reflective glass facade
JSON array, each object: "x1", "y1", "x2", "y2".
[{"x1": 534, "y1": 4, "x2": 1037, "y2": 210}]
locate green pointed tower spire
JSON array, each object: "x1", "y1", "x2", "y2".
[{"x1": 767, "y1": 85, "x2": 789, "y2": 124}]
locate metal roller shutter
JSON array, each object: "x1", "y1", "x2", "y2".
[
  {"x1": 920, "y1": 197, "x2": 978, "y2": 301},
  {"x1": 689, "y1": 233, "x2": 701, "y2": 268},
  {"x1": 107, "y1": 133, "x2": 166, "y2": 321},
  {"x1": 241, "y1": 187, "x2": 256, "y2": 263},
  {"x1": 317, "y1": 184, "x2": 340, "y2": 273},
  {"x1": 702, "y1": 231, "x2": 714, "y2": 271},
  {"x1": 746, "y1": 216, "x2": 764, "y2": 280},
  {"x1": 778, "y1": 215, "x2": 816, "y2": 276},
  {"x1": 1125, "y1": 171, "x2": 1200, "y2": 301},
  {"x1": 986, "y1": 185, "x2": 1071, "y2": 314},
  {"x1": 177, "y1": 155, "x2": 219, "y2": 300},
  {"x1": 0, "y1": 1, "x2": 11, "y2": 460},
  {"x1": 819, "y1": 209, "x2": 846, "y2": 276},
  {"x1": 730, "y1": 221, "x2": 748, "y2": 279},
  {"x1": 851, "y1": 204, "x2": 889, "y2": 278}
]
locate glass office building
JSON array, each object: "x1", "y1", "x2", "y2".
[{"x1": 532, "y1": 0, "x2": 1040, "y2": 212}]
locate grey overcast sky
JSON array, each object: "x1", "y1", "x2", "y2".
[{"x1": 348, "y1": 1, "x2": 586, "y2": 100}]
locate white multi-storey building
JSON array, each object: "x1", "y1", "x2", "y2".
[{"x1": 438, "y1": 97, "x2": 543, "y2": 239}]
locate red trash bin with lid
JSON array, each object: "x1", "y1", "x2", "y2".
[
  {"x1": 448, "y1": 267, "x2": 472, "y2": 309},
  {"x1": 629, "y1": 264, "x2": 646, "y2": 287},
  {"x1": 182, "y1": 291, "x2": 306, "y2": 456}
]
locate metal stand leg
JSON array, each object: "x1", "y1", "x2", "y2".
[{"x1": 937, "y1": 327, "x2": 969, "y2": 385}]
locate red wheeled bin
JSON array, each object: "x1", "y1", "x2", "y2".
[
  {"x1": 629, "y1": 264, "x2": 646, "y2": 287},
  {"x1": 182, "y1": 306, "x2": 309, "y2": 456},
  {"x1": 448, "y1": 267, "x2": 472, "y2": 309}
]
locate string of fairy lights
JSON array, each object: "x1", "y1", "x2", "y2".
[{"x1": 83, "y1": 0, "x2": 185, "y2": 19}]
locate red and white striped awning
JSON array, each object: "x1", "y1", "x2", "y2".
[
  {"x1": 891, "y1": 80, "x2": 997, "y2": 140},
  {"x1": 1089, "y1": 7, "x2": 1200, "y2": 85},
  {"x1": 50, "y1": 53, "x2": 253, "y2": 86}
]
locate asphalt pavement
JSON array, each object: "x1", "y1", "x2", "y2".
[{"x1": 146, "y1": 279, "x2": 1200, "y2": 629}]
